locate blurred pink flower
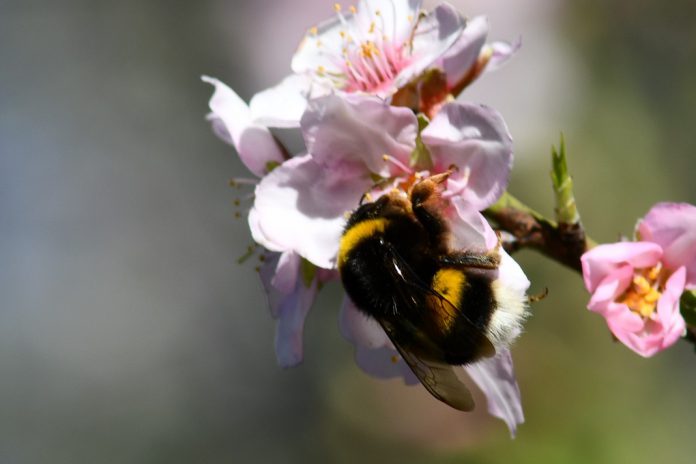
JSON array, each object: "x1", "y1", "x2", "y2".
[
  {"x1": 250, "y1": 93, "x2": 513, "y2": 269},
  {"x1": 581, "y1": 202, "x2": 696, "y2": 357}
]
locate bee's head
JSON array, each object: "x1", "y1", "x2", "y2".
[{"x1": 353, "y1": 189, "x2": 412, "y2": 221}]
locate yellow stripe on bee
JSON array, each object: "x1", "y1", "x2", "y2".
[
  {"x1": 338, "y1": 218, "x2": 389, "y2": 268},
  {"x1": 431, "y1": 268, "x2": 467, "y2": 331}
]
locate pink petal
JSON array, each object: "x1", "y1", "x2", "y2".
[
  {"x1": 354, "y1": 345, "x2": 420, "y2": 385},
  {"x1": 271, "y1": 250, "x2": 301, "y2": 295},
  {"x1": 638, "y1": 202, "x2": 696, "y2": 287},
  {"x1": 339, "y1": 296, "x2": 390, "y2": 349},
  {"x1": 448, "y1": 199, "x2": 498, "y2": 251},
  {"x1": 586, "y1": 264, "x2": 633, "y2": 314},
  {"x1": 393, "y1": 3, "x2": 465, "y2": 90},
  {"x1": 421, "y1": 102, "x2": 513, "y2": 210},
  {"x1": 464, "y1": 349, "x2": 524, "y2": 438},
  {"x1": 249, "y1": 74, "x2": 322, "y2": 128},
  {"x1": 440, "y1": 15, "x2": 488, "y2": 89},
  {"x1": 274, "y1": 275, "x2": 319, "y2": 367},
  {"x1": 252, "y1": 154, "x2": 372, "y2": 269},
  {"x1": 656, "y1": 266, "x2": 687, "y2": 348},
  {"x1": 301, "y1": 94, "x2": 417, "y2": 178},
  {"x1": 580, "y1": 242, "x2": 662, "y2": 293},
  {"x1": 484, "y1": 37, "x2": 522, "y2": 73},
  {"x1": 202, "y1": 76, "x2": 285, "y2": 177}
]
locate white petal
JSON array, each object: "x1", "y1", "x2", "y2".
[
  {"x1": 202, "y1": 76, "x2": 285, "y2": 177},
  {"x1": 485, "y1": 37, "x2": 522, "y2": 73},
  {"x1": 274, "y1": 274, "x2": 319, "y2": 367},
  {"x1": 356, "y1": 0, "x2": 422, "y2": 45},
  {"x1": 422, "y1": 102, "x2": 513, "y2": 210},
  {"x1": 250, "y1": 74, "x2": 330, "y2": 128},
  {"x1": 301, "y1": 94, "x2": 417, "y2": 177},
  {"x1": 441, "y1": 15, "x2": 488, "y2": 88},
  {"x1": 464, "y1": 349, "x2": 524, "y2": 437},
  {"x1": 291, "y1": 14, "x2": 348, "y2": 76},
  {"x1": 252, "y1": 154, "x2": 371, "y2": 269},
  {"x1": 392, "y1": 3, "x2": 464, "y2": 89},
  {"x1": 339, "y1": 296, "x2": 390, "y2": 348}
]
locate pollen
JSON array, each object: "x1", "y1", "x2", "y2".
[
  {"x1": 619, "y1": 265, "x2": 665, "y2": 318},
  {"x1": 334, "y1": 3, "x2": 341, "y2": 12},
  {"x1": 390, "y1": 355, "x2": 399, "y2": 364},
  {"x1": 309, "y1": 26, "x2": 318, "y2": 36},
  {"x1": 349, "y1": 5, "x2": 357, "y2": 14},
  {"x1": 368, "y1": 21, "x2": 375, "y2": 34},
  {"x1": 317, "y1": 65, "x2": 326, "y2": 76}
]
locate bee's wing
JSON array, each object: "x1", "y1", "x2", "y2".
[
  {"x1": 382, "y1": 242, "x2": 495, "y2": 359},
  {"x1": 375, "y1": 242, "x2": 495, "y2": 411},
  {"x1": 380, "y1": 319, "x2": 476, "y2": 411}
]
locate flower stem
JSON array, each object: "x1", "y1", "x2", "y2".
[{"x1": 484, "y1": 190, "x2": 595, "y2": 273}]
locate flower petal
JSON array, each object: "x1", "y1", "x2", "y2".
[
  {"x1": 464, "y1": 349, "x2": 524, "y2": 438},
  {"x1": 484, "y1": 37, "x2": 522, "y2": 73},
  {"x1": 354, "y1": 345, "x2": 420, "y2": 385},
  {"x1": 580, "y1": 241, "x2": 662, "y2": 293},
  {"x1": 448, "y1": 198, "x2": 498, "y2": 250},
  {"x1": 655, "y1": 266, "x2": 687, "y2": 347},
  {"x1": 393, "y1": 3, "x2": 465, "y2": 90},
  {"x1": 440, "y1": 15, "x2": 488, "y2": 89},
  {"x1": 586, "y1": 264, "x2": 633, "y2": 314},
  {"x1": 252, "y1": 154, "x2": 371, "y2": 268},
  {"x1": 202, "y1": 76, "x2": 286, "y2": 177},
  {"x1": 291, "y1": 13, "x2": 347, "y2": 76},
  {"x1": 301, "y1": 94, "x2": 417, "y2": 177},
  {"x1": 249, "y1": 74, "x2": 321, "y2": 128},
  {"x1": 274, "y1": 274, "x2": 319, "y2": 367},
  {"x1": 356, "y1": 0, "x2": 422, "y2": 47},
  {"x1": 422, "y1": 102, "x2": 513, "y2": 210},
  {"x1": 339, "y1": 296, "x2": 391, "y2": 349},
  {"x1": 638, "y1": 202, "x2": 696, "y2": 287}
]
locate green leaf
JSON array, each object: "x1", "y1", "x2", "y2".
[
  {"x1": 680, "y1": 290, "x2": 696, "y2": 326},
  {"x1": 300, "y1": 257, "x2": 317, "y2": 288},
  {"x1": 550, "y1": 134, "x2": 580, "y2": 224},
  {"x1": 410, "y1": 113, "x2": 433, "y2": 170},
  {"x1": 265, "y1": 160, "x2": 280, "y2": 173}
]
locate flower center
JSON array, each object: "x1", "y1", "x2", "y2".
[
  {"x1": 619, "y1": 265, "x2": 664, "y2": 318},
  {"x1": 313, "y1": 3, "x2": 414, "y2": 93}
]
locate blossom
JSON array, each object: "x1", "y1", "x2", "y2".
[
  {"x1": 203, "y1": 76, "x2": 337, "y2": 367},
  {"x1": 249, "y1": 1, "x2": 518, "y2": 127},
  {"x1": 580, "y1": 202, "x2": 696, "y2": 357},
  {"x1": 250, "y1": 93, "x2": 513, "y2": 269}
]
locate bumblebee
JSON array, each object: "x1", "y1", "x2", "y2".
[{"x1": 337, "y1": 172, "x2": 528, "y2": 411}]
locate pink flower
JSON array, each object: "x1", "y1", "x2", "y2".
[
  {"x1": 250, "y1": 93, "x2": 513, "y2": 269},
  {"x1": 581, "y1": 202, "x2": 696, "y2": 357},
  {"x1": 249, "y1": 2, "x2": 518, "y2": 127}
]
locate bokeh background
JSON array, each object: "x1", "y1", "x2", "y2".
[{"x1": 2, "y1": 0, "x2": 696, "y2": 462}]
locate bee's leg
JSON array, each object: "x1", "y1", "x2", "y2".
[
  {"x1": 410, "y1": 174, "x2": 452, "y2": 242},
  {"x1": 439, "y1": 251, "x2": 500, "y2": 269}
]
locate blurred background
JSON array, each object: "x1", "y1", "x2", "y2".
[{"x1": 2, "y1": 0, "x2": 696, "y2": 462}]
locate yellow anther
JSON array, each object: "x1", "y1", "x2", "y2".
[
  {"x1": 390, "y1": 355, "x2": 399, "y2": 364},
  {"x1": 375, "y1": 9, "x2": 381, "y2": 16},
  {"x1": 334, "y1": 3, "x2": 341, "y2": 12},
  {"x1": 317, "y1": 65, "x2": 326, "y2": 76},
  {"x1": 648, "y1": 266, "x2": 661, "y2": 281},
  {"x1": 632, "y1": 275, "x2": 652, "y2": 295},
  {"x1": 382, "y1": 154, "x2": 390, "y2": 161},
  {"x1": 309, "y1": 26, "x2": 318, "y2": 36},
  {"x1": 363, "y1": 192, "x2": 373, "y2": 202},
  {"x1": 644, "y1": 288, "x2": 661, "y2": 304},
  {"x1": 349, "y1": 5, "x2": 357, "y2": 14},
  {"x1": 339, "y1": 30, "x2": 346, "y2": 38},
  {"x1": 316, "y1": 39, "x2": 323, "y2": 48},
  {"x1": 407, "y1": 14, "x2": 413, "y2": 22},
  {"x1": 369, "y1": 21, "x2": 375, "y2": 34}
]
